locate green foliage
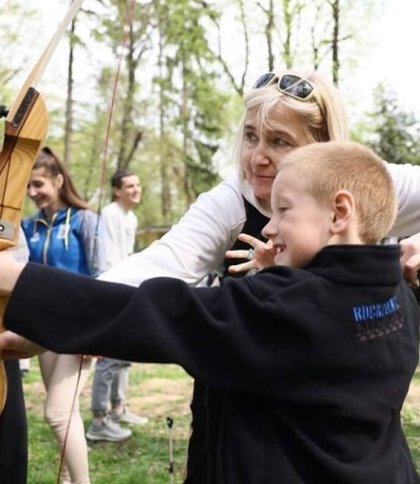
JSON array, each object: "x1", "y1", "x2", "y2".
[
  {"x1": 355, "y1": 83, "x2": 420, "y2": 165},
  {"x1": 1, "y1": 0, "x2": 410, "y2": 226}
]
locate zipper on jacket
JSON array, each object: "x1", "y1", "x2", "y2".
[{"x1": 42, "y1": 212, "x2": 58, "y2": 264}]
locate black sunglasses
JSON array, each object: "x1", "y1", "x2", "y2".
[{"x1": 252, "y1": 73, "x2": 314, "y2": 100}]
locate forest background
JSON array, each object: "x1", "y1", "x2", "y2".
[{"x1": 2, "y1": 0, "x2": 420, "y2": 244}]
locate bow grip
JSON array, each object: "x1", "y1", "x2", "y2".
[{"x1": 0, "y1": 88, "x2": 48, "y2": 413}]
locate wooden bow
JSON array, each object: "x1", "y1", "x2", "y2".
[{"x1": 0, "y1": 0, "x2": 85, "y2": 414}]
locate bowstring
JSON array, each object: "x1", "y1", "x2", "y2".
[
  {"x1": 95, "y1": 0, "x2": 136, "y2": 220},
  {"x1": 57, "y1": 2, "x2": 136, "y2": 481}
]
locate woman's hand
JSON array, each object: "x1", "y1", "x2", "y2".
[
  {"x1": 400, "y1": 234, "x2": 420, "y2": 287},
  {"x1": 0, "y1": 251, "x2": 25, "y2": 296},
  {"x1": 225, "y1": 233, "x2": 275, "y2": 274},
  {"x1": 0, "y1": 330, "x2": 45, "y2": 359}
]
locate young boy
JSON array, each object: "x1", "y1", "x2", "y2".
[{"x1": 0, "y1": 141, "x2": 418, "y2": 483}]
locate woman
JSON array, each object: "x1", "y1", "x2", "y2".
[
  {"x1": 22, "y1": 147, "x2": 104, "y2": 484},
  {"x1": 93, "y1": 70, "x2": 420, "y2": 481}
]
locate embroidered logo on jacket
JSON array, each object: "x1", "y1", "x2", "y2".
[{"x1": 352, "y1": 296, "x2": 403, "y2": 341}]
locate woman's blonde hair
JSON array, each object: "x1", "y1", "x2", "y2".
[{"x1": 233, "y1": 69, "x2": 349, "y2": 176}]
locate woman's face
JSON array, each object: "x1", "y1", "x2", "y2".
[
  {"x1": 27, "y1": 167, "x2": 63, "y2": 213},
  {"x1": 241, "y1": 103, "x2": 311, "y2": 211}
]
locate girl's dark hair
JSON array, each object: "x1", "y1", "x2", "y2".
[{"x1": 34, "y1": 147, "x2": 90, "y2": 210}]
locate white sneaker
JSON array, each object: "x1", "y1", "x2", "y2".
[
  {"x1": 110, "y1": 408, "x2": 149, "y2": 426},
  {"x1": 86, "y1": 416, "x2": 132, "y2": 442}
]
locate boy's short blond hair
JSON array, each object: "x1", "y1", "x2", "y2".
[{"x1": 278, "y1": 141, "x2": 397, "y2": 243}]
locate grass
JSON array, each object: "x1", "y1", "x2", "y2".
[
  {"x1": 24, "y1": 360, "x2": 420, "y2": 483},
  {"x1": 24, "y1": 361, "x2": 193, "y2": 484},
  {"x1": 402, "y1": 367, "x2": 420, "y2": 470}
]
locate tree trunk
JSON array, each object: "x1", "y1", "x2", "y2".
[
  {"x1": 63, "y1": 18, "x2": 76, "y2": 165},
  {"x1": 331, "y1": 0, "x2": 340, "y2": 85}
]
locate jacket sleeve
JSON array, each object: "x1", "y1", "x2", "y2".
[
  {"x1": 98, "y1": 176, "x2": 248, "y2": 287},
  {"x1": 78, "y1": 209, "x2": 107, "y2": 277},
  {"x1": 386, "y1": 162, "x2": 420, "y2": 237},
  {"x1": 4, "y1": 262, "x2": 279, "y2": 391}
]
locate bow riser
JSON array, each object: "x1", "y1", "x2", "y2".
[
  {"x1": 0, "y1": 91, "x2": 47, "y2": 248},
  {"x1": 0, "y1": 91, "x2": 47, "y2": 413}
]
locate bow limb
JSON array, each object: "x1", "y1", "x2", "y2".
[
  {"x1": 7, "y1": 0, "x2": 84, "y2": 122},
  {"x1": 0, "y1": 0, "x2": 84, "y2": 414}
]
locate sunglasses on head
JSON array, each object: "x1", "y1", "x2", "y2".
[{"x1": 252, "y1": 73, "x2": 314, "y2": 100}]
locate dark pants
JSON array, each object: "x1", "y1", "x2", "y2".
[{"x1": 0, "y1": 359, "x2": 27, "y2": 484}]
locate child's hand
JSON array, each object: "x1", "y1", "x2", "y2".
[
  {"x1": 225, "y1": 233, "x2": 275, "y2": 274},
  {"x1": 0, "y1": 330, "x2": 45, "y2": 359}
]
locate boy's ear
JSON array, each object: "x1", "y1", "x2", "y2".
[{"x1": 330, "y1": 190, "x2": 355, "y2": 234}]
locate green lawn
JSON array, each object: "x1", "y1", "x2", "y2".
[
  {"x1": 23, "y1": 361, "x2": 420, "y2": 483},
  {"x1": 24, "y1": 361, "x2": 193, "y2": 484}
]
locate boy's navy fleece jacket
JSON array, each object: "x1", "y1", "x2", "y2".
[{"x1": 4, "y1": 245, "x2": 420, "y2": 483}]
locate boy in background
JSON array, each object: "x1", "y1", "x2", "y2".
[{"x1": 87, "y1": 169, "x2": 147, "y2": 443}]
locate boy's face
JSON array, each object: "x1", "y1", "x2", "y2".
[{"x1": 262, "y1": 169, "x2": 333, "y2": 268}]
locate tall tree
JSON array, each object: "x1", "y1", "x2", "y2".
[
  {"x1": 329, "y1": 0, "x2": 340, "y2": 84},
  {"x1": 356, "y1": 83, "x2": 420, "y2": 166},
  {"x1": 202, "y1": 0, "x2": 249, "y2": 97},
  {"x1": 63, "y1": 17, "x2": 77, "y2": 165},
  {"x1": 152, "y1": 0, "x2": 233, "y2": 211}
]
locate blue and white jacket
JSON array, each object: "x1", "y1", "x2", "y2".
[{"x1": 22, "y1": 207, "x2": 105, "y2": 277}]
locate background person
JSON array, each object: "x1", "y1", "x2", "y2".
[
  {"x1": 22, "y1": 147, "x2": 105, "y2": 484},
  {"x1": 87, "y1": 169, "x2": 147, "y2": 443},
  {"x1": 0, "y1": 141, "x2": 418, "y2": 483}
]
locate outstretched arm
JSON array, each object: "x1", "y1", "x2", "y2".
[
  {"x1": 0, "y1": 257, "x2": 290, "y2": 391},
  {"x1": 98, "y1": 178, "x2": 246, "y2": 287}
]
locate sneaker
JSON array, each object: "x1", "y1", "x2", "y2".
[
  {"x1": 86, "y1": 416, "x2": 132, "y2": 442},
  {"x1": 110, "y1": 408, "x2": 149, "y2": 426}
]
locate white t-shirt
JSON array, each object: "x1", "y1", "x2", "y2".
[{"x1": 101, "y1": 201, "x2": 138, "y2": 271}]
